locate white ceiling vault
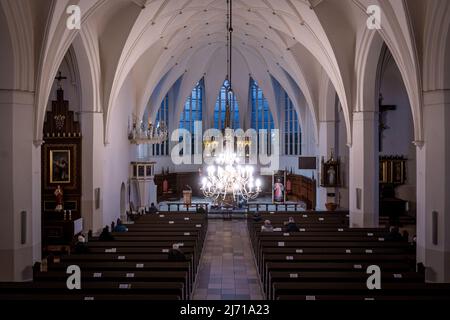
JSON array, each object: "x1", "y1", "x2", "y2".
[{"x1": 2, "y1": 0, "x2": 449, "y2": 146}]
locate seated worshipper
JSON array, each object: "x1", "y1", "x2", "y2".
[
  {"x1": 261, "y1": 220, "x2": 274, "y2": 232},
  {"x1": 74, "y1": 234, "x2": 89, "y2": 254},
  {"x1": 113, "y1": 219, "x2": 128, "y2": 232},
  {"x1": 252, "y1": 212, "x2": 262, "y2": 222},
  {"x1": 284, "y1": 217, "x2": 300, "y2": 232},
  {"x1": 148, "y1": 202, "x2": 158, "y2": 214},
  {"x1": 111, "y1": 221, "x2": 115, "y2": 232},
  {"x1": 168, "y1": 244, "x2": 186, "y2": 261},
  {"x1": 196, "y1": 205, "x2": 206, "y2": 214},
  {"x1": 99, "y1": 226, "x2": 115, "y2": 241},
  {"x1": 385, "y1": 226, "x2": 404, "y2": 241},
  {"x1": 402, "y1": 230, "x2": 410, "y2": 242}
]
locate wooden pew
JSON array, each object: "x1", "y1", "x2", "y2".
[{"x1": 272, "y1": 282, "x2": 450, "y2": 300}]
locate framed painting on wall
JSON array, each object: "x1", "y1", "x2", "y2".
[
  {"x1": 392, "y1": 160, "x2": 405, "y2": 184},
  {"x1": 272, "y1": 171, "x2": 287, "y2": 203},
  {"x1": 50, "y1": 150, "x2": 71, "y2": 184},
  {"x1": 379, "y1": 159, "x2": 389, "y2": 184}
]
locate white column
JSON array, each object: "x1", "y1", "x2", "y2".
[
  {"x1": 80, "y1": 111, "x2": 104, "y2": 234},
  {"x1": 349, "y1": 111, "x2": 379, "y2": 228},
  {"x1": 0, "y1": 90, "x2": 41, "y2": 281},
  {"x1": 317, "y1": 120, "x2": 337, "y2": 210},
  {"x1": 416, "y1": 90, "x2": 450, "y2": 283}
]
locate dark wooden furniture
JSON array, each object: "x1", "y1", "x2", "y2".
[
  {"x1": 1, "y1": 212, "x2": 207, "y2": 301},
  {"x1": 41, "y1": 87, "x2": 82, "y2": 247},
  {"x1": 155, "y1": 172, "x2": 202, "y2": 202},
  {"x1": 287, "y1": 174, "x2": 316, "y2": 210},
  {"x1": 247, "y1": 212, "x2": 450, "y2": 301}
]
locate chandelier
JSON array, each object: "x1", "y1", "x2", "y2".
[
  {"x1": 128, "y1": 117, "x2": 168, "y2": 145},
  {"x1": 201, "y1": 152, "x2": 262, "y2": 203},
  {"x1": 200, "y1": 0, "x2": 262, "y2": 205}
]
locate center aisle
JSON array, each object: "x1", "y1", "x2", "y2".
[{"x1": 192, "y1": 220, "x2": 264, "y2": 300}]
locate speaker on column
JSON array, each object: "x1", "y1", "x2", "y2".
[
  {"x1": 20, "y1": 211, "x2": 27, "y2": 245},
  {"x1": 432, "y1": 211, "x2": 438, "y2": 245}
]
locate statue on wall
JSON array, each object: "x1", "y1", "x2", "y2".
[
  {"x1": 163, "y1": 178, "x2": 169, "y2": 193},
  {"x1": 54, "y1": 185, "x2": 64, "y2": 212}
]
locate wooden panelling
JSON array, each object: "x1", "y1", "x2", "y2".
[{"x1": 41, "y1": 88, "x2": 82, "y2": 246}]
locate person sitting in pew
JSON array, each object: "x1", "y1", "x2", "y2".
[
  {"x1": 402, "y1": 230, "x2": 410, "y2": 242},
  {"x1": 284, "y1": 217, "x2": 300, "y2": 232},
  {"x1": 385, "y1": 226, "x2": 404, "y2": 241},
  {"x1": 111, "y1": 221, "x2": 115, "y2": 232},
  {"x1": 252, "y1": 212, "x2": 262, "y2": 223},
  {"x1": 149, "y1": 202, "x2": 158, "y2": 214},
  {"x1": 74, "y1": 234, "x2": 89, "y2": 254},
  {"x1": 168, "y1": 244, "x2": 186, "y2": 261},
  {"x1": 113, "y1": 219, "x2": 128, "y2": 232},
  {"x1": 99, "y1": 226, "x2": 115, "y2": 241},
  {"x1": 261, "y1": 220, "x2": 274, "y2": 232},
  {"x1": 196, "y1": 205, "x2": 206, "y2": 214}
]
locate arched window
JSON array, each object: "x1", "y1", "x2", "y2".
[
  {"x1": 152, "y1": 94, "x2": 169, "y2": 156},
  {"x1": 284, "y1": 93, "x2": 302, "y2": 155},
  {"x1": 179, "y1": 79, "x2": 203, "y2": 155},
  {"x1": 214, "y1": 80, "x2": 239, "y2": 129},
  {"x1": 250, "y1": 79, "x2": 274, "y2": 154}
]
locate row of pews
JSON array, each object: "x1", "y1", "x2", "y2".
[
  {"x1": 0, "y1": 212, "x2": 207, "y2": 301},
  {"x1": 248, "y1": 211, "x2": 450, "y2": 301}
]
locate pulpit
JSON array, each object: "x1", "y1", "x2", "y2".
[{"x1": 130, "y1": 161, "x2": 157, "y2": 211}]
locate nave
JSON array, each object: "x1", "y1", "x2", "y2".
[
  {"x1": 1, "y1": 209, "x2": 450, "y2": 301},
  {"x1": 1, "y1": 0, "x2": 450, "y2": 308}
]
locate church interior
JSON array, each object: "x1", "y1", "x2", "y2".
[{"x1": 0, "y1": 0, "x2": 450, "y2": 304}]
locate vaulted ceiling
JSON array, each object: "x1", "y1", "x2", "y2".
[{"x1": 2, "y1": 0, "x2": 448, "y2": 146}]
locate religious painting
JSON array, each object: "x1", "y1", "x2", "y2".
[
  {"x1": 379, "y1": 156, "x2": 407, "y2": 185},
  {"x1": 146, "y1": 165, "x2": 152, "y2": 177},
  {"x1": 379, "y1": 159, "x2": 389, "y2": 184},
  {"x1": 392, "y1": 160, "x2": 405, "y2": 184},
  {"x1": 320, "y1": 154, "x2": 340, "y2": 188},
  {"x1": 272, "y1": 171, "x2": 286, "y2": 203},
  {"x1": 138, "y1": 165, "x2": 145, "y2": 177},
  {"x1": 50, "y1": 150, "x2": 70, "y2": 184}
]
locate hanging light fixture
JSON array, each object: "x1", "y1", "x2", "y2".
[
  {"x1": 128, "y1": 115, "x2": 168, "y2": 145},
  {"x1": 201, "y1": 0, "x2": 261, "y2": 206}
]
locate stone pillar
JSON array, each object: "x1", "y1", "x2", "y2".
[
  {"x1": 416, "y1": 90, "x2": 450, "y2": 283},
  {"x1": 0, "y1": 90, "x2": 41, "y2": 281},
  {"x1": 80, "y1": 111, "x2": 104, "y2": 234},
  {"x1": 317, "y1": 120, "x2": 337, "y2": 210},
  {"x1": 349, "y1": 111, "x2": 379, "y2": 228}
]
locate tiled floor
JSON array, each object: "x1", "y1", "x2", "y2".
[{"x1": 192, "y1": 219, "x2": 264, "y2": 300}]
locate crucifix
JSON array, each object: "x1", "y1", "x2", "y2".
[
  {"x1": 55, "y1": 71, "x2": 67, "y2": 89},
  {"x1": 378, "y1": 94, "x2": 396, "y2": 152}
]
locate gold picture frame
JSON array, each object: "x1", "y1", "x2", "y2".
[
  {"x1": 379, "y1": 156, "x2": 407, "y2": 185},
  {"x1": 50, "y1": 150, "x2": 71, "y2": 184},
  {"x1": 379, "y1": 160, "x2": 389, "y2": 183},
  {"x1": 392, "y1": 160, "x2": 405, "y2": 184}
]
